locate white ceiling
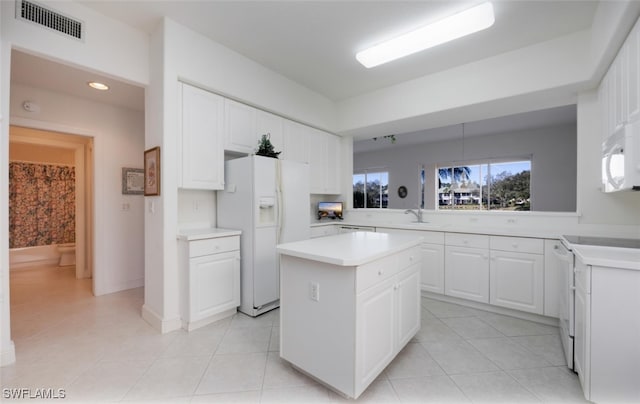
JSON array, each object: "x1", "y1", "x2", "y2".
[
  {"x1": 10, "y1": 1, "x2": 591, "y2": 137},
  {"x1": 76, "y1": 0, "x2": 598, "y2": 102}
]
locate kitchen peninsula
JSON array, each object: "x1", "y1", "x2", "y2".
[{"x1": 277, "y1": 231, "x2": 423, "y2": 399}]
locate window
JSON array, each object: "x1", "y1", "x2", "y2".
[
  {"x1": 437, "y1": 158, "x2": 531, "y2": 211},
  {"x1": 353, "y1": 171, "x2": 388, "y2": 208}
]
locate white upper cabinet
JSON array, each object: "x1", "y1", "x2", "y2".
[
  {"x1": 308, "y1": 127, "x2": 342, "y2": 194},
  {"x1": 627, "y1": 21, "x2": 640, "y2": 124},
  {"x1": 224, "y1": 98, "x2": 258, "y2": 154},
  {"x1": 282, "y1": 120, "x2": 310, "y2": 163},
  {"x1": 601, "y1": 17, "x2": 640, "y2": 138},
  {"x1": 255, "y1": 109, "x2": 284, "y2": 157},
  {"x1": 179, "y1": 83, "x2": 225, "y2": 190}
]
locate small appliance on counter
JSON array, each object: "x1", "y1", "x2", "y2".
[{"x1": 317, "y1": 201, "x2": 343, "y2": 220}]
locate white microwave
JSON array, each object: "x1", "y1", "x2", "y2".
[{"x1": 602, "y1": 120, "x2": 640, "y2": 192}]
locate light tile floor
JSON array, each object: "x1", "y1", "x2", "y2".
[{"x1": 2, "y1": 265, "x2": 589, "y2": 403}]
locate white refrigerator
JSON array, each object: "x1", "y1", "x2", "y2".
[{"x1": 217, "y1": 155, "x2": 310, "y2": 317}]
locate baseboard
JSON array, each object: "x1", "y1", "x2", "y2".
[
  {"x1": 421, "y1": 291, "x2": 560, "y2": 327},
  {"x1": 141, "y1": 304, "x2": 181, "y2": 334},
  {"x1": 0, "y1": 340, "x2": 16, "y2": 367},
  {"x1": 182, "y1": 307, "x2": 236, "y2": 332}
]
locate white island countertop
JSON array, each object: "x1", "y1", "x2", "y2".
[{"x1": 277, "y1": 231, "x2": 423, "y2": 266}]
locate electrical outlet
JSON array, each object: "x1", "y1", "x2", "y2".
[{"x1": 310, "y1": 282, "x2": 320, "y2": 302}]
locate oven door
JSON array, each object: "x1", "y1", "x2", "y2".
[{"x1": 555, "y1": 241, "x2": 575, "y2": 369}]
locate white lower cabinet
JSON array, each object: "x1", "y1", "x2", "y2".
[
  {"x1": 489, "y1": 236, "x2": 544, "y2": 314},
  {"x1": 444, "y1": 232, "x2": 490, "y2": 303},
  {"x1": 420, "y1": 243, "x2": 445, "y2": 294},
  {"x1": 445, "y1": 245, "x2": 490, "y2": 303},
  {"x1": 178, "y1": 233, "x2": 240, "y2": 331},
  {"x1": 573, "y1": 254, "x2": 640, "y2": 403},
  {"x1": 375, "y1": 228, "x2": 444, "y2": 294}
]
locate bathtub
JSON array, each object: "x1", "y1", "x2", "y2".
[{"x1": 10, "y1": 244, "x2": 65, "y2": 269}]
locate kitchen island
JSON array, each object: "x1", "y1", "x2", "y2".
[{"x1": 276, "y1": 231, "x2": 423, "y2": 399}]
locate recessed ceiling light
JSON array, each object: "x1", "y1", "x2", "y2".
[
  {"x1": 356, "y1": 2, "x2": 495, "y2": 68},
  {"x1": 88, "y1": 81, "x2": 109, "y2": 91}
]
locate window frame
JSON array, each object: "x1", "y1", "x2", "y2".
[
  {"x1": 353, "y1": 169, "x2": 389, "y2": 209},
  {"x1": 435, "y1": 156, "x2": 532, "y2": 211}
]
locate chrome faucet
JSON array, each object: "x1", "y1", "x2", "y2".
[{"x1": 404, "y1": 207, "x2": 425, "y2": 223}]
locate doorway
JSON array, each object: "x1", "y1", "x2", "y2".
[{"x1": 9, "y1": 126, "x2": 94, "y2": 282}]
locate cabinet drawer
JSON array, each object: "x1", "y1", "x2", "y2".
[
  {"x1": 397, "y1": 247, "x2": 421, "y2": 271},
  {"x1": 357, "y1": 254, "x2": 398, "y2": 293},
  {"x1": 445, "y1": 233, "x2": 489, "y2": 249},
  {"x1": 189, "y1": 236, "x2": 239, "y2": 257},
  {"x1": 490, "y1": 236, "x2": 543, "y2": 254}
]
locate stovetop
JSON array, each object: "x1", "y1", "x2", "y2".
[{"x1": 562, "y1": 235, "x2": 640, "y2": 249}]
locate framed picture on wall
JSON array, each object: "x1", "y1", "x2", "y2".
[
  {"x1": 144, "y1": 147, "x2": 161, "y2": 196},
  {"x1": 122, "y1": 167, "x2": 144, "y2": 195}
]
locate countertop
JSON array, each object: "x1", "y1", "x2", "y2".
[
  {"x1": 572, "y1": 244, "x2": 640, "y2": 271},
  {"x1": 311, "y1": 221, "x2": 563, "y2": 239},
  {"x1": 277, "y1": 231, "x2": 423, "y2": 266},
  {"x1": 177, "y1": 227, "x2": 241, "y2": 241}
]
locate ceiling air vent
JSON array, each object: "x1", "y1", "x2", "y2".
[{"x1": 16, "y1": 0, "x2": 84, "y2": 41}]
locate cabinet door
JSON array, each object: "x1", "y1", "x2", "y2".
[
  {"x1": 356, "y1": 277, "x2": 395, "y2": 391},
  {"x1": 421, "y1": 243, "x2": 445, "y2": 294},
  {"x1": 395, "y1": 264, "x2": 421, "y2": 349},
  {"x1": 627, "y1": 22, "x2": 640, "y2": 123},
  {"x1": 325, "y1": 133, "x2": 342, "y2": 194},
  {"x1": 282, "y1": 120, "x2": 309, "y2": 163},
  {"x1": 574, "y1": 259, "x2": 591, "y2": 398},
  {"x1": 180, "y1": 83, "x2": 224, "y2": 190},
  {"x1": 308, "y1": 128, "x2": 326, "y2": 194},
  {"x1": 224, "y1": 98, "x2": 257, "y2": 154},
  {"x1": 255, "y1": 109, "x2": 284, "y2": 155},
  {"x1": 445, "y1": 246, "x2": 489, "y2": 303},
  {"x1": 190, "y1": 251, "x2": 240, "y2": 322},
  {"x1": 543, "y1": 240, "x2": 563, "y2": 318},
  {"x1": 489, "y1": 251, "x2": 544, "y2": 314}
]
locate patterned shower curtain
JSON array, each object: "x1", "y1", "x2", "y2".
[{"x1": 9, "y1": 162, "x2": 76, "y2": 248}]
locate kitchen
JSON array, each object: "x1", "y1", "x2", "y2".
[{"x1": 2, "y1": 1, "x2": 640, "y2": 402}]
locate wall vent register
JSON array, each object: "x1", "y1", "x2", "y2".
[{"x1": 16, "y1": 0, "x2": 84, "y2": 41}]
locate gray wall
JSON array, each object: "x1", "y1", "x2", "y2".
[{"x1": 354, "y1": 123, "x2": 577, "y2": 212}]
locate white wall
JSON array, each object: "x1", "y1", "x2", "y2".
[
  {"x1": 355, "y1": 124, "x2": 577, "y2": 212},
  {"x1": 142, "y1": 18, "x2": 339, "y2": 333},
  {"x1": 0, "y1": 0, "x2": 150, "y2": 365},
  {"x1": 0, "y1": 1, "x2": 149, "y2": 86},
  {"x1": 10, "y1": 84, "x2": 146, "y2": 293}
]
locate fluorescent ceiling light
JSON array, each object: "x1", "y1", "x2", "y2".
[
  {"x1": 356, "y1": 2, "x2": 495, "y2": 68},
  {"x1": 88, "y1": 81, "x2": 109, "y2": 91}
]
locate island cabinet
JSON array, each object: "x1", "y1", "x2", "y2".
[
  {"x1": 177, "y1": 229, "x2": 241, "y2": 331},
  {"x1": 277, "y1": 232, "x2": 422, "y2": 399}
]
